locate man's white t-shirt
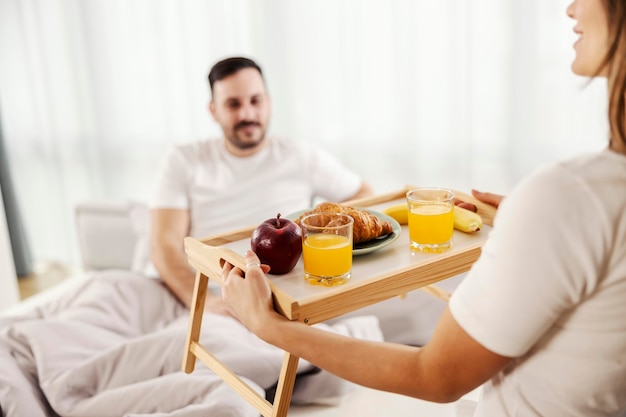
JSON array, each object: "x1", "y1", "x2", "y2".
[
  {"x1": 450, "y1": 150, "x2": 626, "y2": 416},
  {"x1": 150, "y1": 136, "x2": 362, "y2": 238}
]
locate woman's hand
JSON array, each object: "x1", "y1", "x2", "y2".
[
  {"x1": 471, "y1": 189, "x2": 504, "y2": 209},
  {"x1": 221, "y1": 250, "x2": 281, "y2": 337}
]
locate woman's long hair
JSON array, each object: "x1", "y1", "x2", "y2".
[{"x1": 602, "y1": 0, "x2": 626, "y2": 153}]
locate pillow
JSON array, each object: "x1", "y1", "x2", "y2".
[
  {"x1": 128, "y1": 202, "x2": 159, "y2": 278},
  {"x1": 75, "y1": 201, "x2": 137, "y2": 271}
]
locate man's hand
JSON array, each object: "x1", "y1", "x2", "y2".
[
  {"x1": 152, "y1": 208, "x2": 245, "y2": 320},
  {"x1": 471, "y1": 189, "x2": 504, "y2": 209},
  {"x1": 204, "y1": 293, "x2": 240, "y2": 319}
]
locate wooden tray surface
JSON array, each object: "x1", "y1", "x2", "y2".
[{"x1": 185, "y1": 187, "x2": 495, "y2": 325}]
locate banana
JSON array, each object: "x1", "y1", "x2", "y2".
[
  {"x1": 383, "y1": 202, "x2": 482, "y2": 233},
  {"x1": 453, "y1": 206, "x2": 483, "y2": 233},
  {"x1": 382, "y1": 203, "x2": 409, "y2": 225}
]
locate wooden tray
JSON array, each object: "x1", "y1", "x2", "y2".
[{"x1": 182, "y1": 186, "x2": 496, "y2": 417}]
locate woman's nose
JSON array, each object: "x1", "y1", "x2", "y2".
[{"x1": 566, "y1": 0, "x2": 576, "y2": 19}]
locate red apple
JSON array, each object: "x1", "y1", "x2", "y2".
[{"x1": 250, "y1": 213, "x2": 302, "y2": 275}]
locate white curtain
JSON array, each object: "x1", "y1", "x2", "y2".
[
  {"x1": 0, "y1": 0, "x2": 609, "y2": 267},
  {"x1": 0, "y1": 183, "x2": 19, "y2": 308}
]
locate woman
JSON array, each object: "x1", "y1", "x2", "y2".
[{"x1": 222, "y1": 0, "x2": 626, "y2": 415}]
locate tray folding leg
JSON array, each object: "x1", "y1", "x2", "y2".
[
  {"x1": 182, "y1": 270, "x2": 207, "y2": 373},
  {"x1": 272, "y1": 352, "x2": 300, "y2": 416},
  {"x1": 182, "y1": 268, "x2": 300, "y2": 417}
]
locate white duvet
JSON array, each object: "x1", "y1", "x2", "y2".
[{"x1": 0, "y1": 271, "x2": 383, "y2": 417}]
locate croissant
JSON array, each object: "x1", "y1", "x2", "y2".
[{"x1": 296, "y1": 202, "x2": 394, "y2": 244}]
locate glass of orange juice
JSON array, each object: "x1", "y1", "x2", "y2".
[
  {"x1": 300, "y1": 213, "x2": 353, "y2": 286},
  {"x1": 406, "y1": 188, "x2": 455, "y2": 253}
]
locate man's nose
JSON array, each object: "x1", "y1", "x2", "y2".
[{"x1": 238, "y1": 103, "x2": 256, "y2": 120}]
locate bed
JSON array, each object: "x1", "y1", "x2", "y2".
[{"x1": 0, "y1": 201, "x2": 477, "y2": 417}]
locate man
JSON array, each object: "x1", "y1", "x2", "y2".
[
  {"x1": 150, "y1": 56, "x2": 373, "y2": 315},
  {"x1": 0, "y1": 57, "x2": 380, "y2": 417}
]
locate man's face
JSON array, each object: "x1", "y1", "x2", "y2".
[{"x1": 209, "y1": 68, "x2": 271, "y2": 152}]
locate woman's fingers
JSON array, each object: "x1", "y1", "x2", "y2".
[
  {"x1": 221, "y1": 260, "x2": 236, "y2": 282},
  {"x1": 471, "y1": 189, "x2": 504, "y2": 209},
  {"x1": 244, "y1": 250, "x2": 262, "y2": 268},
  {"x1": 243, "y1": 250, "x2": 272, "y2": 275}
]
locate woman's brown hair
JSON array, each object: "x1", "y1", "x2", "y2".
[{"x1": 602, "y1": 0, "x2": 626, "y2": 153}]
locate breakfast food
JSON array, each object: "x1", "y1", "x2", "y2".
[
  {"x1": 454, "y1": 199, "x2": 478, "y2": 213},
  {"x1": 453, "y1": 205, "x2": 483, "y2": 232},
  {"x1": 382, "y1": 203, "x2": 409, "y2": 225},
  {"x1": 383, "y1": 202, "x2": 483, "y2": 233},
  {"x1": 296, "y1": 202, "x2": 394, "y2": 244},
  {"x1": 250, "y1": 213, "x2": 302, "y2": 274}
]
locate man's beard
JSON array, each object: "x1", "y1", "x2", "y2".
[{"x1": 227, "y1": 121, "x2": 267, "y2": 150}]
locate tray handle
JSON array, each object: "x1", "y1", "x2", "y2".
[{"x1": 184, "y1": 237, "x2": 247, "y2": 285}]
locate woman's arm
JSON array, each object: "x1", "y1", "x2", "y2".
[{"x1": 222, "y1": 251, "x2": 512, "y2": 402}]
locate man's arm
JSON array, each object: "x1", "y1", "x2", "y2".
[
  {"x1": 151, "y1": 208, "x2": 236, "y2": 317},
  {"x1": 341, "y1": 181, "x2": 374, "y2": 202}
]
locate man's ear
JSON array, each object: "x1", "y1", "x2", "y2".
[{"x1": 208, "y1": 101, "x2": 217, "y2": 120}]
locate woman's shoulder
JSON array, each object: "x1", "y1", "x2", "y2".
[
  {"x1": 504, "y1": 151, "x2": 625, "y2": 228},
  {"x1": 520, "y1": 151, "x2": 624, "y2": 195},
  {"x1": 558, "y1": 149, "x2": 626, "y2": 182}
]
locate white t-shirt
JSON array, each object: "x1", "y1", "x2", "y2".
[
  {"x1": 150, "y1": 136, "x2": 362, "y2": 238},
  {"x1": 450, "y1": 150, "x2": 626, "y2": 417}
]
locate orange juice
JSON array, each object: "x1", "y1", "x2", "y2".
[
  {"x1": 303, "y1": 234, "x2": 352, "y2": 280},
  {"x1": 408, "y1": 204, "x2": 454, "y2": 247},
  {"x1": 300, "y1": 212, "x2": 353, "y2": 286}
]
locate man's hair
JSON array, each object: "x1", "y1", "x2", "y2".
[{"x1": 208, "y1": 57, "x2": 264, "y2": 95}]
